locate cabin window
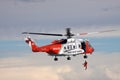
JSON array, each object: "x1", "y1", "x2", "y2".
[
  {"x1": 67, "y1": 46, "x2": 69, "y2": 50},
  {"x1": 73, "y1": 45, "x2": 75, "y2": 49},
  {"x1": 64, "y1": 47, "x2": 66, "y2": 50},
  {"x1": 78, "y1": 44, "x2": 81, "y2": 48}
]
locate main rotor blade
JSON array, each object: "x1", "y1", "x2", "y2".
[
  {"x1": 22, "y1": 32, "x2": 63, "y2": 36},
  {"x1": 79, "y1": 30, "x2": 116, "y2": 36}
]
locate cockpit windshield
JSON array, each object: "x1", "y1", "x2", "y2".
[{"x1": 81, "y1": 41, "x2": 86, "y2": 51}]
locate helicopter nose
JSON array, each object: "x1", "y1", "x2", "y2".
[{"x1": 89, "y1": 47, "x2": 94, "y2": 54}]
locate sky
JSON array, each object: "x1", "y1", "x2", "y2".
[{"x1": 0, "y1": 0, "x2": 120, "y2": 80}]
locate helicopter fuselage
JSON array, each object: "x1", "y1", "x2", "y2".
[{"x1": 25, "y1": 37, "x2": 94, "y2": 58}]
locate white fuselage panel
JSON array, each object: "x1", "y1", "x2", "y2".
[{"x1": 59, "y1": 38, "x2": 84, "y2": 56}]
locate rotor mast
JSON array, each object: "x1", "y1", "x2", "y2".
[{"x1": 65, "y1": 28, "x2": 74, "y2": 39}]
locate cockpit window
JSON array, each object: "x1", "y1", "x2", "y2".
[
  {"x1": 81, "y1": 41, "x2": 86, "y2": 51},
  {"x1": 60, "y1": 39, "x2": 67, "y2": 44}
]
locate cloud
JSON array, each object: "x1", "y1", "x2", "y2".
[
  {"x1": 0, "y1": 56, "x2": 72, "y2": 80},
  {"x1": 0, "y1": 25, "x2": 119, "y2": 40},
  {"x1": 0, "y1": 52, "x2": 120, "y2": 80},
  {"x1": 105, "y1": 66, "x2": 120, "y2": 80},
  {"x1": 102, "y1": 5, "x2": 120, "y2": 12},
  {"x1": 0, "y1": 0, "x2": 120, "y2": 40},
  {"x1": 0, "y1": 66, "x2": 63, "y2": 80},
  {"x1": 16, "y1": 0, "x2": 47, "y2": 3}
]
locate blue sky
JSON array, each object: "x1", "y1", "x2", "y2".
[
  {"x1": 0, "y1": 37, "x2": 120, "y2": 58},
  {"x1": 0, "y1": 0, "x2": 120, "y2": 80}
]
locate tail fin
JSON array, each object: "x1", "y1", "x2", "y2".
[{"x1": 24, "y1": 37, "x2": 39, "y2": 52}]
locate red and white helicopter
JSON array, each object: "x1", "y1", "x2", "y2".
[{"x1": 22, "y1": 28, "x2": 114, "y2": 62}]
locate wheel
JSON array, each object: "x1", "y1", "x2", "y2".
[
  {"x1": 54, "y1": 57, "x2": 58, "y2": 61},
  {"x1": 67, "y1": 56, "x2": 71, "y2": 60},
  {"x1": 83, "y1": 54, "x2": 88, "y2": 59}
]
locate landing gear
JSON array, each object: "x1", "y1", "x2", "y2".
[
  {"x1": 83, "y1": 54, "x2": 88, "y2": 59},
  {"x1": 54, "y1": 56, "x2": 58, "y2": 61},
  {"x1": 67, "y1": 56, "x2": 71, "y2": 60}
]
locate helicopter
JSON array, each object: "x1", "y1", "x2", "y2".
[{"x1": 22, "y1": 28, "x2": 115, "y2": 61}]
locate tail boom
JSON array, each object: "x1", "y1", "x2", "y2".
[{"x1": 25, "y1": 37, "x2": 41, "y2": 52}]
